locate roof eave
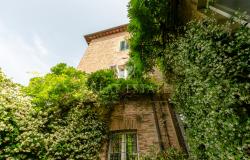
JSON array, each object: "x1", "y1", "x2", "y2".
[{"x1": 84, "y1": 24, "x2": 128, "y2": 45}]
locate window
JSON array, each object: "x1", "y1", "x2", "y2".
[
  {"x1": 120, "y1": 40, "x2": 129, "y2": 51},
  {"x1": 109, "y1": 132, "x2": 138, "y2": 160},
  {"x1": 118, "y1": 68, "x2": 125, "y2": 78},
  {"x1": 117, "y1": 65, "x2": 128, "y2": 79}
]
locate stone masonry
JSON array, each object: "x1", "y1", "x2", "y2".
[
  {"x1": 78, "y1": 25, "x2": 186, "y2": 160},
  {"x1": 78, "y1": 25, "x2": 129, "y2": 73}
]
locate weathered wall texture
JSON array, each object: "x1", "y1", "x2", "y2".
[
  {"x1": 179, "y1": 0, "x2": 206, "y2": 23},
  {"x1": 100, "y1": 95, "x2": 184, "y2": 159},
  {"x1": 78, "y1": 32, "x2": 129, "y2": 73}
]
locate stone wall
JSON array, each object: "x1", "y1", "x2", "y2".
[
  {"x1": 78, "y1": 31, "x2": 129, "y2": 73},
  {"x1": 100, "y1": 95, "x2": 184, "y2": 159}
]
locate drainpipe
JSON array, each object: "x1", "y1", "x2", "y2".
[
  {"x1": 158, "y1": 95, "x2": 172, "y2": 147},
  {"x1": 151, "y1": 95, "x2": 164, "y2": 151}
]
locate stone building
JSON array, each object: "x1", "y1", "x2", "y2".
[
  {"x1": 78, "y1": 25, "x2": 186, "y2": 159},
  {"x1": 77, "y1": 1, "x2": 250, "y2": 159}
]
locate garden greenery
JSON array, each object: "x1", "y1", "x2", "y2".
[
  {"x1": 0, "y1": 69, "x2": 32, "y2": 158},
  {"x1": 127, "y1": 0, "x2": 179, "y2": 78},
  {"x1": 141, "y1": 147, "x2": 187, "y2": 160},
  {"x1": 1, "y1": 0, "x2": 250, "y2": 159},
  {"x1": 0, "y1": 64, "x2": 158, "y2": 159},
  {"x1": 87, "y1": 69, "x2": 157, "y2": 108},
  {"x1": 162, "y1": 19, "x2": 250, "y2": 159},
  {"x1": 128, "y1": 0, "x2": 250, "y2": 158},
  {"x1": 0, "y1": 64, "x2": 106, "y2": 159}
]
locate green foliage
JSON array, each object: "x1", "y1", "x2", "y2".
[
  {"x1": 0, "y1": 64, "x2": 106, "y2": 159},
  {"x1": 87, "y1": 69, "x2": 116, "y2": 92},
  {"x1": 128, "y1": 0, "x2": 179, "y2": 77},
  {"x1": 25, "y1": 63, "x2": 96, "y2": 110},
  {"x1": 128, "y1": 0, "x2": 250, "y2": 158},
  {"x1": 98, "y1": 78, "x2": 157, "y2": 107},
  {"x1": 87, "y1": 69, "x2": 157, "y2": 109},
  {"x1": 0, "y1": 69, "x2": 32, "y2": 159},
  {"x1": 141, "y1": 147, "x2": 187, "y2": 160},
  {"x1": 14, "y1": 105, "x2": 106, "y2": 160},
  {"x1": 161, "y1": 19, "x2": 250, "y2": 159},
  {"x1": 1, "y1": 63, "x2": 157, "y2": 159}
]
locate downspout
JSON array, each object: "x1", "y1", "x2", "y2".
[
  {"x1": 151, "y1": 95, "x2": 164, "y2": 151},
  {"x1": 159, "y1": 95, "x2": 172, "y2": 147}
]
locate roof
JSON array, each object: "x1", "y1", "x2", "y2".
[{"x1": 84, "y1": 24, "x2": 128, "y2": 44}]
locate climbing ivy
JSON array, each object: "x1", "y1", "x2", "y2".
[
  {"x1": 127, "y1": 0, "x2": 179, "y2": 78},
  {"x1": 128, "y1": 0, "x2": 250, "y2": 159},
  {"x1": 161, "y1": 19, "x2": 250, "y2": 159}
]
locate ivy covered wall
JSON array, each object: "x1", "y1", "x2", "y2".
[{"x1": 128, "y1": 0, "x2": 250, "y2": 159}]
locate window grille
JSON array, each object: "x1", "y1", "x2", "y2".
[{"x1": 109, "y1": 132, "x2": 138, "y2": 160}]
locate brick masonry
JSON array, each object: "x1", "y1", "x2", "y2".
[
  {"x1": 78, "y1": 31, "x2": 129, "y2": 73},
  {"x1": 99, "y1": 95, "x2": 183, "y2": 159},
  {"x1": 78, "y1": 26, "x2": 187, "y2": 160}
]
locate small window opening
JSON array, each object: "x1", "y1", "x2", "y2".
[{"x1": 120, "y1": 40, "x2": 129, "y2": 51}]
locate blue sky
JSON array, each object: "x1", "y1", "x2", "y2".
[{"x1": 0, "y1": 0, "x2": 129, "y2": 85}]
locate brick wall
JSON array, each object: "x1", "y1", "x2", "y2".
[
  {"x1": 100, "y1": 95, "x2": 183, "y2": 159},
  {"x1": 78, "y1": 31, "x2": 129, "y2": 73}
]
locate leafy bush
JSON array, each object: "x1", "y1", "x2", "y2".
[
  {"x1": 87, "y1": 69, "x2": 116, "y2": 92},
  {"x1": 128, "y1": 0, "x2": 250, "y2": 158},
  {"x1": 0, "y1": 64, "x2": 106, "y2": 159},
  {"x1": 99, "y1": 78, "x2": 157, "y2": 107},
  {"x1": 141, "y1": 147, "x2": 187, "y2": 160},
  {"x1": 0, "y1": 69, "x2": 32, "y2": 159},
  {"x1": 160, "y1": 19, "x2": 250, "y2": 159},
  {"x1": 87, "y1": 70, "x2": 157, "y2": 108}
]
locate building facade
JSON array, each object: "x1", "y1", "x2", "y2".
[
  {"x1": 78, "y1": 25, "x2": 186, "y2": 159},
  {"x1": 77, "y1": 1, "x2": 250, "y2": 159}
]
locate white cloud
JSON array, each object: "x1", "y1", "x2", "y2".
[{"x1": 0, "y1": 20, "x2": 52, "y2": 85}]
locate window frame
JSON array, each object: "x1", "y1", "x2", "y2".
[
  {"x1": 120, "y1": 40, "x2": 129, "y2": 51},
  {"x1": 108, "y1": 131, "x2": 139, "y2": 160}
]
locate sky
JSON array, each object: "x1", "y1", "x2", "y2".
[{"x1": 0, "y1": 0, "x2": 129, "y2": 85}]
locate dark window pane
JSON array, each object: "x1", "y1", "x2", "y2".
[
  {"x1": 120, "y1": 41, "x2": 126, "y2": 51},
  {"x1": 110, "y1": 134, "x2": 122, "y2": 153},
  {"x1": 125, "y1": 42, "x2": 129, "y2": 50}
]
